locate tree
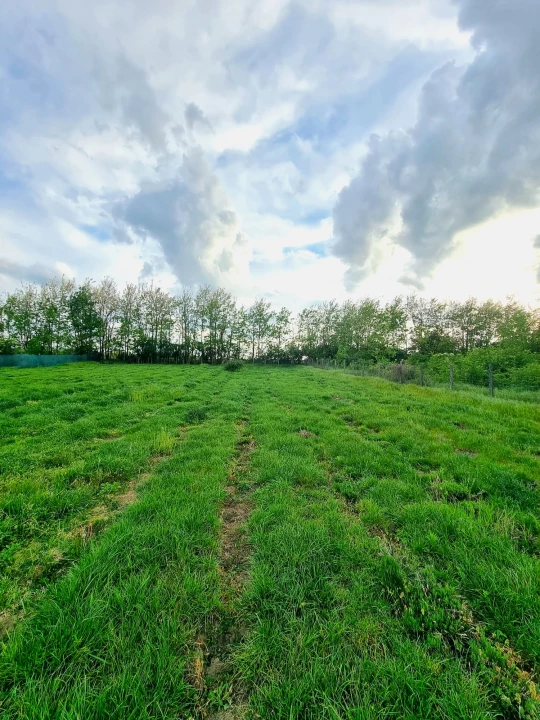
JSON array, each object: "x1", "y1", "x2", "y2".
[
  {"x1": 176, "y1": 289, "x2": 196, "y2": 363},
  {"x1": 118, "y1": 284, "x2": 141, "y2": 359},
  {"x1": 1, "y1": 274, "x2": 538, "y2": 369},
  {"x1": 337, "y1": 299, "x2": 383, "y2": 362},
  {"x1": 93, "y1": 277, "x2": 119, "y2": 359},
  {"x1": 407, "y1": 296, "x2": 454, "y2": 356},
  {"x1": 380, "y1": 297, "x2": 408, "y2": 360},
  {"x1": 2, "y1": 284, "x2": 39, "y2": 352},
  {"x1": 270, "y1": 307, "x2": 292, "y2": 362},
  {"x1": 497, "y1": 298, "x2": 534, "y2": 347},
  {"x1": 246, "y1": 299, "x2": 273, "y2": 362},
  {"x1": 68, "y1": 284, "x2": 102, "y2": 354}
]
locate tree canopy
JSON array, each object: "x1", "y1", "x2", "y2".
[{"x1": 1, "y1": 277, "x2": 539, "y2": 367}]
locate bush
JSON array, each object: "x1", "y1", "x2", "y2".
[
  {"x1": 185, "y1": 407, "x2": 207, "y2": 424},
  {"x1": 224, "y1": 359, "x2": 243, "y2": 372},
  {"x1": 507, "y1": 363, "x2": 540, "y2": 390},
  {"x1": 425, "y1": 347, "x2": 540, "y2": 388}
]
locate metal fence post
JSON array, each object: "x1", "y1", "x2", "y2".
[
  {"x1": 489, "y1": 364, "x2": 494, "y2": 397},
  {"x1": 420, "y1": 365, "x2": 424, "y2": 387}
]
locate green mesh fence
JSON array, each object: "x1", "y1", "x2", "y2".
[{"x1": 0, "y1": 354, "x2": 95, "y2": 368}]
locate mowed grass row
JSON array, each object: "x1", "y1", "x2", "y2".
[
  {"x1": 0, "y1": 363, "x2": 248, "y2": 717},
  {"x1": 229, "y1": 369, "x2": 540, "y2": 718},
  {"x1": 0, "y1": 363, "x2": 539, "y2": 718},
  {"x1": 0, "y1": 363, "x2": 232, "y2": 620}
]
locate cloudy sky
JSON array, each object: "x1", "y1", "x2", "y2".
[{"x1": 1, "y1": 0, "x2": 539, "y2": 309}]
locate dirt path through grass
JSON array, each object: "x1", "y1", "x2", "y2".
[{"x1": 192, "y1": 410, "x2": 257, "y2": 719}]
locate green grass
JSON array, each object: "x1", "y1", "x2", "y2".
[{"x1": 0, "y1": 363, "x2": 539, "y2": 718}]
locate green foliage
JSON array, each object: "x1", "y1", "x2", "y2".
[
  {"x1": 2, "y1": 277, "x2": 538, "y2": 384},
  {"x1": 223, "y1": 359, "x2": 243, "y2": 371},
  {"x1": 439, "y1": 481, "x2": 470, "y2": 501},
  {"x1": 426, "y1": 346, "x2": 540, "y2": 388},
  {"x1": 184, "y1": 406, "x2": 208, "y2": 424},
  {"x1": 68, "y1": 285, "x2": 102, "y2": 354}
]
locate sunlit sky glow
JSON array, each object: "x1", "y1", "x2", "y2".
[{"x1": 1, "y1": 0, "x2": 539, "y2": 310}]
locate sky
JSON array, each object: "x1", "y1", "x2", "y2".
[{"x1": 1, "y1": 0, "x2": 539, "y2": 310}]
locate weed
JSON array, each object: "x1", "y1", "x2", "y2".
[
  {"x1": 185, "y1": 407, "x2": 208, "y2": 424},
  {"x1": 152, "y1": 429, "x2": 176, "y2": 455},
  {"x1": 223, "y1": 360, "x2": 243, "y2": 372}
]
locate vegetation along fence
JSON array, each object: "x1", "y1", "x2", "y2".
[{"x1": 309, "y1": 358, "x2": 540, "y2": 397}]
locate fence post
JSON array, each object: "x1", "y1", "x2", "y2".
[
  {"x1": 399, "y1": 360, "x2": 404, "y2": 384},
  {"x1": 489, "y1": 364, "x2": 494, "y2": 397},
  {"x1": 450, "y1": 364, "x2": 454, "y2": 390},
  {"x1": 420, "y1": 365, "x2": 424, "y2": 387}
]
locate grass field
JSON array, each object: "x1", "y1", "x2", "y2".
[{"x1": 0, "y1": 363, "x2": 539, "y2": 719}]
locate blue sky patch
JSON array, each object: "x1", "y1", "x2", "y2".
[{"x1": 79, "y1": 224, "x2": 112, "y2": 242}]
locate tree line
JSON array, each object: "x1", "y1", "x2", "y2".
[{"x1": 1, "y1": 277, "x2": 539, "y2": 366}]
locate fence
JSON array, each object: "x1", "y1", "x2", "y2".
[
  {"x1": 308, "y1": 358, "x2": 539, "y2": 398},
  {"x1": 0, "y1": 354, "x2": 97, "y2": 369}
]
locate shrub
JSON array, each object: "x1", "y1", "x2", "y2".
[
  {"x1": 508, "y1": 362, "x2": 540, "y2": 390},
  {"x1": 425, "y1": 347, "x2": 540, "y2": 388},
  {"x1": 224, "y1": 359, "x2": 243, "y2": 372},
  {"x1": 185, "y1": 407, "x2": 207, "y2": 424}
]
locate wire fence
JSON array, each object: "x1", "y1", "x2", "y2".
[{"x1": 308, "y1": 358, "x2": 540, "y2": 400}]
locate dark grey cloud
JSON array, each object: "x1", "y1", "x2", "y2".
[
  {"x1": 139, "y1": 261, "x2": 154, "y2": 280},
  {"x1": 0, "y1": 258, "x2": 57, "y2": 285},
  {"x1": 332, "y1": 0, "x2": 540, "y2": 289},
  {"x1": 114, "y1": 149, "x2": 248, "y2": 285},
  {"x1": 184, "y1": 103, "x2": 212, "y2": 132},
  {"x1": 138, "y1": 259, "x2": 170, "y2": 282}
]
